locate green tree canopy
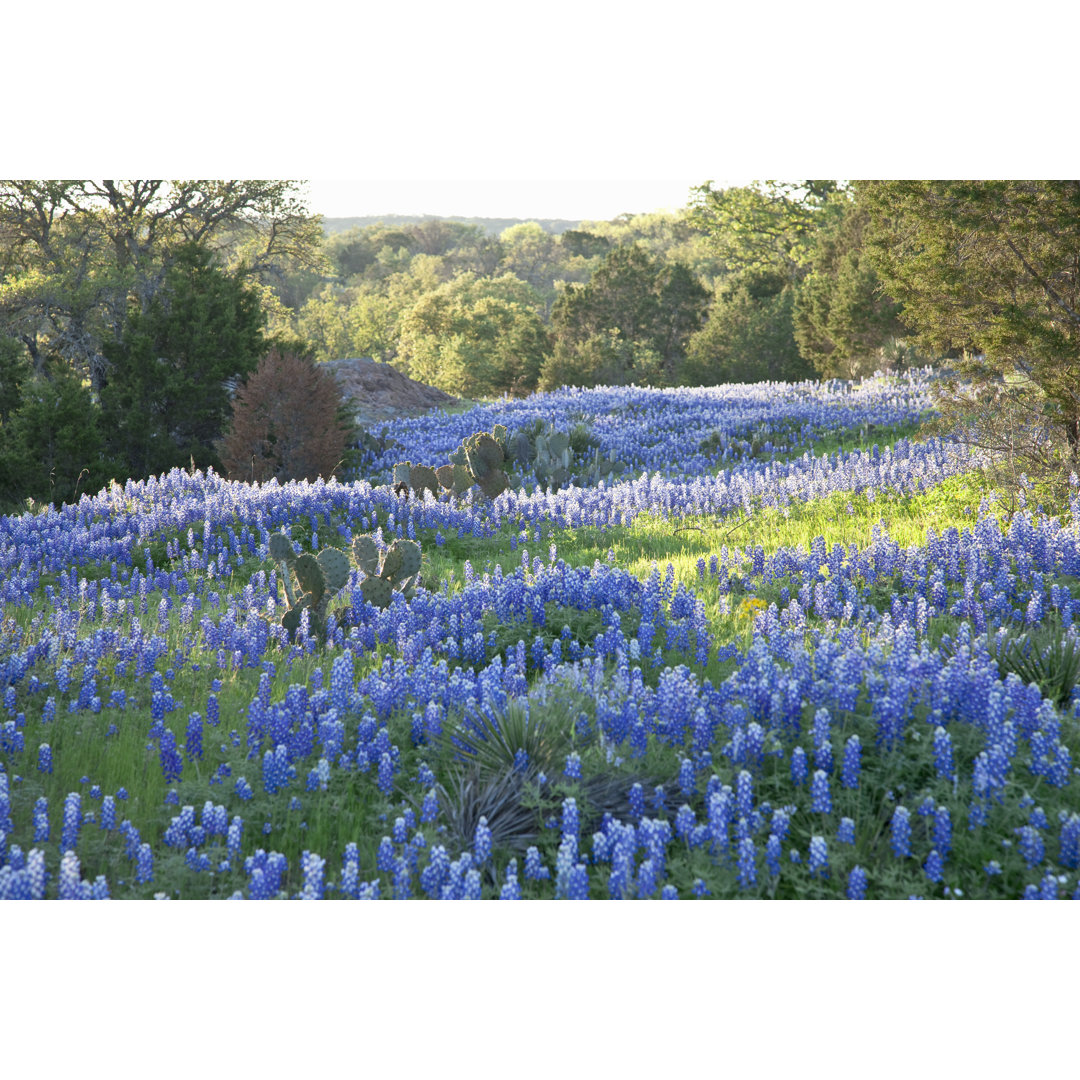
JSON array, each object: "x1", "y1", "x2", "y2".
[
  {"x1": 681, "y1": 269, "x2": 813, "y2": 385},
  {"x1": 546, "y1": 243, "x2": 708, "y2": 387},
  {"x1": 861, "y1": 179, "x2": 1080, "y2": 477},
  {"x1": 0, "y1": 180, "x2": 321, "y2": 389},
  {"x1": 793, "y1": 193, "x2": 905, "y2": 377},
  {"x1": 394, "y1": 273, "x2": 550, "y2": 397},
  {"x1": 99, "y1": 242, "x2": 267, "y2": 480}
]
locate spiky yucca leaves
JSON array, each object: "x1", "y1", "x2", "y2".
[
  {"x1": 989, "y1": 617, "x2": 1080, "y2": 708},
  {"x1": 433, "y1": 767, "x2": 542, "y2": 863},
  {"x1": 449, "y1": 698, "x2": 575, "y2": 777}
]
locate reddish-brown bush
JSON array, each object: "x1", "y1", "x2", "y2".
[{"x1": 217, "y1": 349, "x2": 351, "y2": 483}]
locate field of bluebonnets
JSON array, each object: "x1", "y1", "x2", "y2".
[{"x1": 2, "y1": 368, "x2": 1080, "y2": 900}]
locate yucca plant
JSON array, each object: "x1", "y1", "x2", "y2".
[
  {"x1": 432, "y1": 767, "x2": 544, "y2": 863},
  {"x1": 989, "y1": 617, "x2": 1080, "y2": 708}
]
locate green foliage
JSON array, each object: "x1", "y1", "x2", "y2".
[
  {"x1": 681, "y1": 270, "x2": 813, "y2": 385},
  {"x1": 792, "y1": 197, "x2": 906, "y2": 377},
  {"x1": 0, "y1": 357, "x2": 118, "y2": 509},
  {"x1": 394, "y1": 273, "x2": 550, "y2": 397},
  {"x1": 860, "y1": 180, "x2": 1080, "y2": 487},
  {"x1": 0, "y1": 334, "x2": 31, "y2": 424},
  {"x1": 0, "y1": 180, "x2": 321, "y2": 391},
  {"x1": 988, "y1": 618, "x2": 1080, "y2": 709},
  {"x1": 99, "y1": 243, "x2": 267, "y2": 480},
  {"x1": 688, "y1": 180, "x2": 841, "y2": 283},
  {"x1": 542, "y1": 243, "x2": 708, "y2": 389}
]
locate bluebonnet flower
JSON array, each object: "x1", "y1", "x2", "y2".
[
  {"x1": 299, "y1": 851, "x2": 326, "y2": 900},
  {"x1": 1038, "y1": 873, "x2": 1058, "y2": 900},
  {"x1": 474, "y1": 817, "x2": 492, "y2": 865},
  {"x1": 660, "y1": 884, "x2": 678, "y2": 899},
  {"x1": 37, "y1": 743, "x2": 52, "y2": 775},
  {"x1": 810, "y1": 769, "x2": 832, "y2": 814},
  {"x1": 678, "y1": 757, "x2": 696, "y2": 798},
  {"x1": 735, "y1": 770, "x2": 754, "y2": 818},
  {"x1": 628, "y1": 782, "x2": 645, "y2": 820},
  {"x1": 567, "y1": 863, "x2": 590, "y2": 900},
  {"x1": 932, "y1": 726, "x2": 955, "y2": 781},
  {"x1": 1058, "y1": 813, "x2": 1080, "y2": 870},
  {"x1": 500, "y1": 861, "x2": 522, "y2": 900},
  {"x1": 675, "y1": 804, "x2": 696, "y2": 844},
  {"x1": 33, "y1": 797, "x2": 49, "y2": 843},
  {"x1": 561, "y1": 798, "x2": 579, "y2": 842},
  {"x1": 808, "y1": 836, "x2": 829, "y2": 878},
  {"x1": 377, "y1": 751, "x2": 395, "y2": 797},
  {"x1": 185, "y1": 713, "x2": 203, "y2": 760},
  {"x1": 924, "y1": 849, "x2": 944, "y2": 884},
  {"x1": 635, "y1": 857, "x2": 658, "y2": 898},
  {"x1": 1014, "y1": 825, "x2": 1045, "y2": 870},
  {"x1": 984, "y1": 860, "x2": 1002, "y2": 877},
  {"x1": 847, "y1": 865, "x2": 868, "y2": 900},
  {"x1": 812, "y1": 708, "x2": 833, "y2": 772},
  {"x1": 234, "y1": 776, "x2": 254, "y2": 801},
  {"x1": 890, "y1": 806, "x2": 912, "y2": 859},
  {"x1": 765, "y1": 834, "x2": 781, "y2": 876},
  {"x1": 840, "y1": 735, "x2": 861, "y2": 789},
  {"x1": 790, "y1": 746, "x2": 808, "y2": 787},
  {"x1": 692, "y1": 878, "x2": 711, "y2": 898},
  {"x1": 159, "y1": 729, "x2": 183, "y2": 783},
  {"x1": 61, "y1": 792, "x2": 82, "y2": 852},
  {"x1": 135, "y1": 843, "x2": 154, "y2": 884},
  {"x1": 563, "y1": 751, "x2": 582, "y2": 780},
  {"x1": 933, "y1": 805, "x2": 952, "y2": 860},
  {"x1": 736, "y1": 838, "x2": 757, "y2": 891},
  {"x1": 462, "y1": 868, "x2": 482, "y2": 900},
  {"x1": 836, "y1": 818, "x2": 855, "y2": 845},
  {"x1": 524, "y1": 846, "x2": 549, "y2": 881},
  {"x1": 59, "y1": 852, "x2": 85, "y2": 900},
  {"x1": 375, "y1": 837, "x2": 396, "y2": 873}
]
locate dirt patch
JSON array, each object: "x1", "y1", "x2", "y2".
[{"x1": 322, "y1": 357, "x2": 457, "y2": 429}]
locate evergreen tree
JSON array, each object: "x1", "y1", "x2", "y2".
[
  {"x1": 99, "y1": 243, "x2": 266, "y2": 480},
  {"x1": 861, "y1": 180, "x2": 1080, "y2": 485}
]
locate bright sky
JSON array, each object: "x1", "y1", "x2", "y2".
[{"x1": 302, "y1": 177, "x2": 747, "y2": 222}]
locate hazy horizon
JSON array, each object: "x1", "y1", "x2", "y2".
[{"x1": 303, "y1": 177, "x2": 748, "y2": 223}]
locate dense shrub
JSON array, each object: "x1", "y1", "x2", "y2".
[
  {"x1": 99, "y1": 243, "x2": 267, "y2": 480},
  {"x1": 217, "y1": 349, "x2": 353, "y2": 483},
  {"x1": 0, "y1": 357, "x2": 118, "y2": 509}
]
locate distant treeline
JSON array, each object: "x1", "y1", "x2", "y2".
[
  {"x1": 5, "y1": 179, "x2": 1076, "y2": 510},
  {"x1": 322, "y1": 214, "x2": 584, "y2": 237}
]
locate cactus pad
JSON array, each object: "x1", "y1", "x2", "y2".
[
  {"x1": 268, "y1": 532, "x2": 294, "y2": 563},
  {"x1": 380, "y1": 543, "x2": 404, "y2": 580},
  {"x1": 436, "y1": 464, "x2": 473, "y2": 496},
  {"x1": 351, "y1": 535, "x2": 380, "y2": 576},
  {"x1": 410, "y1": 464, "x2": 440, "y2": 501},
  {"x1": 293, "y1": 553, "x2": 325, "y2": 602},
  {"x1": 546, "y1": 431, "x2": 571, "y2": 458},
  {"x1": 393, "y1": 539, "x2": 421, "y2": 578},
  {"x1": 393, "y1": 462, "x2": 413, "y2": 487},
  {"x1": 317, "y1": 547, "x2": 350, "y2": 592},
  {"x1": 361, "y1": 576, "x2": 394, "y2": 609},
  {"x1": 477, "y1": 469, "x2": 509, "y2": 499}
]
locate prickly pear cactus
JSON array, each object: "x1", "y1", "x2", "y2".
[
  {"x1": 268, "y1": 532, "x2": 295, "y2": 564},
  {"x1": 351, "y1": 533, "x2": 424, "y2": 610},
  {"x1": 436, "y1": 463, "x2": 473, "y2": 496},
  {"x1": 293, "y1": 552, "x2": 325, "y2": 603},
  {"x1": 360, "y1": 576, "x2": 394, "y2": 608},
  {"x1": 410, "y1": 464, "x2": 440, "y2": 501},
  {"x1": 317, "y1": 547, "x2": 350, "y2": 592},
  {"x1": 351, "y1": 535, "x2": 380, "y2": 576}
]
